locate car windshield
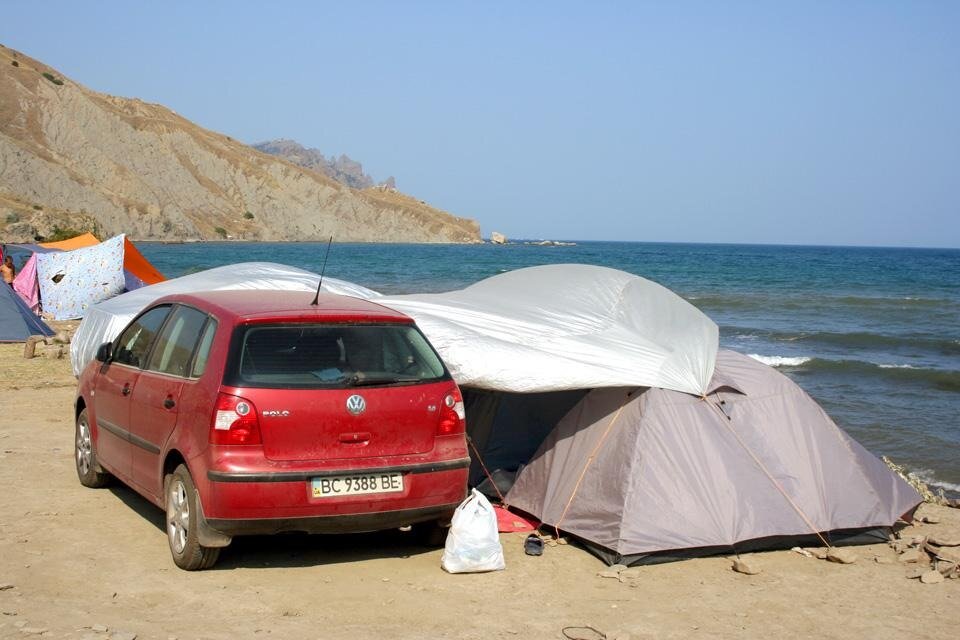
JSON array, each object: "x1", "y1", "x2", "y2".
[{"x1": 225, "y1": 323, "x2": 449, "y2": 389}]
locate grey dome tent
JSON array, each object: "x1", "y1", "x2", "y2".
[{"x1": 487, "y1": 350, "x2": 920, "y2": 565}]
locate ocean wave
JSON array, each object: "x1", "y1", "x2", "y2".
[
  {"x1": 723, "y1": 327, "x2": 960, "y2": 355},
  {"x1": 745, "y1": 355, "x2": 960, "y2": 392},
  {"x1": 747, "y1": 354, "x2": 813, "y2": 367},
  {"x1": 910, "y1": 469, "x2": 960, "y2": 494},
  {"x1": 690, "y1": 293, "x2": 953, "y2": 312}
]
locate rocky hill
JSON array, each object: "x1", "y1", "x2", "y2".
[{"x1": 0, "y1": 45, "x2": 480, "y2": 243}]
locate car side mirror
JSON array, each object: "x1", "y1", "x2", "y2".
[{"x1": 95, "y1": 342, "x2": 113, "y2": 363}]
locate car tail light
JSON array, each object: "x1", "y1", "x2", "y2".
[
  {"x1": 438, "y1": 387, "x2": 466, "y2": 435},
  {"x1": 210, "y1": 393, "x2": 262, "y2": 445}
]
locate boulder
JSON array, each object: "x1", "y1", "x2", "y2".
[
  {"x1": 826, "y1": 548, "x2": 857, "y2": 564},
  {"x1": 920, "y1": 570, "x2": 945, "y2": 584},
  {"x1": 22, "y1": 335, "x2": 45, "y2": 359},
  {"x1": 490, "y1": 232, "x2": 507, "y2": 245},
  {"x1": 42, "y1": 344, "x2": 64, "y2": 360},
  {"x1": 905, "y1": 566, "x2": 926, "y2": 579},
  {"x1": 898, "y1": 548, "x2": 923, "y2": 563},
  {"x1": 928, "y1": 544, "x2": 960, "y2": 564},
  {"x1": 732, "y1": 558, "x2": 761, "y2": 575},
  {"x1": 927, "y1": 535, "x2": 960, "y2": 547}
]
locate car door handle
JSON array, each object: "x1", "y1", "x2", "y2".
[
  {"x1": 163, "y1": 397, "x2": 176, "y2": 410},
  {"x1": 121, "y1": 384, "x2": 131, "y2": 396}
]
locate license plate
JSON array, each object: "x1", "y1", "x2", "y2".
[{"x1": 311, "y1": 472, "x2": 404, "y2": 498}]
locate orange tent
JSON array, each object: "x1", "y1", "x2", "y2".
[
  {"x1": 40, "y1": 233, "x2": 164, "y2": 285},
  {"x1": 39, "y1": 232, "x2": 100, "y2": 251},
  {"x1": 122, "y1": 237, "x2": 165, "y2": 285}
]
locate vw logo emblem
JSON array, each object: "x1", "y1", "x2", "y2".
[{"x1": 346, "y1": 394, "x2": 366, "y2": 415}]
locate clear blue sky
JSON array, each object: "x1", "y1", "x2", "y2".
[{"x1": 2, "y1": 2, "x2": 958, "y2": 247}]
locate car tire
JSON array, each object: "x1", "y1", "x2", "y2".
[
  {"x1": 165, "y1": 464, "x2": 220, "y2": 571},
  {"x1": 75, "y1": 408, "x2": 111, "y2": 488}
]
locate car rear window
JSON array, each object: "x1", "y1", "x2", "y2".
[{"x1": 223, "y1": 323, "x2": 450, "y2": 389}]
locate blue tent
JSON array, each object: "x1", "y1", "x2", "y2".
[{"x1": 0, "y1": 282, "x2": 54, "y2": 342}]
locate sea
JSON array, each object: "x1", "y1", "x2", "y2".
[{"x1": 137, "y1": 240, "x2": 960, "y2": 498}]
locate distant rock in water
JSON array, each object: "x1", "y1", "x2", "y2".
[
  {"x1": 490, "y1": 232, "x2": 507, "y2": 244},
  {"x1": 252, "y1": 139, "x2": 377, "y2": 190},
  {"x1": 0, "y1": 44, "x2": 480, "y2": 244}
]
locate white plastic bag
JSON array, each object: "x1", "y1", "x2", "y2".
[{"x1": 441, "y1": 489, "x2": 506, "y2": 573}]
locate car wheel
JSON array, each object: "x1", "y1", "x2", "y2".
[
  {"x1": 75, "y1": 408, "x2": 111, "y2": 488},
  {"x1": 165, "y1": 464, "x2": 221, "y2": 571}
]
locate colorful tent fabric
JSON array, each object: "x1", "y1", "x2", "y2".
[
  {"x1": 123, "y1": 238, "x2": 165, "y2": 286},
  {"x1": 38, "y1": 233, "x2": 166, "y2": 287},
  {"x1": 0, "y1": 279, "x2": 54, "y2": 342},
  {"x1": 36, "y1": 234, "x2": 126, "y2": 320},
  {"x1": 12, "y1": 254, "x2": 41, "y2": 313},
  {"x1": 5, "y1": 233, "x2": 166, "y2": 318},
  {"x1": 38, "y1": 232, "x2": 100, "y2": 251}
]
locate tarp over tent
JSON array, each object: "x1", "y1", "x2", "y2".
[
  {"x1": 502, "y1": 350, "x2": 921, "y2": 565},
  {"x1": 377, "y1": 265, "x2": 718, "y2": 395},
  {"x1": 70, "y1": 263, "x2": 718, "y2": 398},
  {"x1": 0, "y1": 278, "x2": 54, "y2": 342},
  {"x1": 71, "y1": 262, "x2": 379, "y2": 376}
]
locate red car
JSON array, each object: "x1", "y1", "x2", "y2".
[{"x1": 74, "y1": 290, "x2": 469, "y2": 570}]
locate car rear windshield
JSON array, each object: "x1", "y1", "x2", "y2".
[{"x1": 223, "y1": 323, "x2": 450, "y2": 389}]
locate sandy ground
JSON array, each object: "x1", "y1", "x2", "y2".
[{"x1": 0, "y1": 341, "x2": 957, "y2": 640}]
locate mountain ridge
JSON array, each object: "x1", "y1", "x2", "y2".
[
  {"x1": 252, "y1": 139, "x2": 393, "y2": 191},
  {"x1": 0, "y1": 44, "x2": 480, "y2": 244}
]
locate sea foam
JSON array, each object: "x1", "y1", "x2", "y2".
[
  {"x1": 910, "y1": 469, "x2": 960, "y2": 494},
  {"x1": 747, "y1": 354, "x2": 812, "y2": 367}
]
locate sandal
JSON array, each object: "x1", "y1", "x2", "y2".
[{"x1": 524, "y1": 533, "x2": 544, "y2": 556}]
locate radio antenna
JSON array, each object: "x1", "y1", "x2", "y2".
[{"x1": 310, "y1": 236, "x2": 334, "y2": 306}]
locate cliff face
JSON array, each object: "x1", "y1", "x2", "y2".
[{"x1": 0, "y1": 45, "x2": 480, "y2": 243}]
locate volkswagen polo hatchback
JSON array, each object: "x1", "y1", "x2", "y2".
[{"x1": 74, "y1": 290, "x2": 469, "y2": 570}]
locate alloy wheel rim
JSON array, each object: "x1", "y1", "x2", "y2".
[
  {"x1": 76, "y1": 417, "x2": 92, "y2": 476},
  {"x1": 168, "y1": 480, "x2": 189, "y2": 554}
]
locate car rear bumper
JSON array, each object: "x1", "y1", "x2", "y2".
[
  {"x1": 206, "y1": 458, "x2": 469, "y2": 483},
  {"x1": 207, "y1": 503, "x2": 460, "y2": 536},
  {"x1": 199, "y1": 456, "x2": 469, "y2": 530}
]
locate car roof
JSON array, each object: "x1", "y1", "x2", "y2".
[{"x1": 152, "y1": 290, "x2": 413, "y2": 324}]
